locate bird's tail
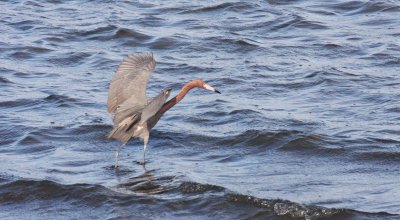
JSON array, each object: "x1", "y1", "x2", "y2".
[
  {"x1": 107, "y1": 126, "x2": 132, "y2": 144},
  {"x1": 108, "y1": 116, "x2": 140, "y2": 144}
]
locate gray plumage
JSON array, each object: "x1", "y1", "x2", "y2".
[
  {"x1": 108, "y1": 88, "x2": 170, "y2": 144},
  {"x1": 107, "y1": 53, "x2": 221, "y2": 167},
  {"x1": 107, "y1": 53, "x2": 155, "y2": 115},
  {"x1": 107, "y1": 53, "x2": 171, "y2": 166}
]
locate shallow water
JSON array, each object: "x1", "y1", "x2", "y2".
[{"x1": 1, "y1": 0, "x2": 400, "y2": 219}]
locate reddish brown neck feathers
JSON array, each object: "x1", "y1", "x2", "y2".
[{"x1": 160, "y1": 80, "x2": 203, "y2": 114}]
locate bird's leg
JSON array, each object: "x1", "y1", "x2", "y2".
[
  {"x1": 115, "y1": 143, "x2": 125, "y2": 168},
  {"x1": 138, "y1": 133, "x2": 149, "y2": 165},
  {"x1": 142, "y1": 143, "x2": 148, "y2": 165}
]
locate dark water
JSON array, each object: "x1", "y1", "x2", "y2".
[{"x1": 1, "y1": 0, "x2": 399, "y2": 219}]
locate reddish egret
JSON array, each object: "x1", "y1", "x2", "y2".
[{"x1": 107, "y1": 53, "x2": 220, "y2": 167}]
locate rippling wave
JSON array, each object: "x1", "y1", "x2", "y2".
[{"x1": 0, "y1": 177, "x2": 397, "y2": 220}]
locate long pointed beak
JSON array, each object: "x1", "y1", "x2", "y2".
[{"x1": 204, "y1": 84, "x2": 221, "y2": 94}]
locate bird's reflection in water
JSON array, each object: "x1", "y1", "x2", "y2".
[{"x1": 115, "y1": 166, "x2": 178, "y2": 195}]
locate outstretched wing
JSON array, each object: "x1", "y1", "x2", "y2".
[
  {"x1": 140, "y1": 89, "x2": 170, "y2": 123},
  {"x1": 107, "y1": 53, "x2": 156, "y2": 113},
  {"x1": 107, "y1": 89, "x2": 170, "y2": 144}
]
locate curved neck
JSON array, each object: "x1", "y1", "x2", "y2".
[{"x1": 160, "y1": 80, "x2": 203, "y2": 114}]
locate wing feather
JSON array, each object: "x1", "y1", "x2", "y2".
[
  {"x1": 107, "y1": 53, "x2": 156, "y2": 113},
  {"x1": 140, "y1": 90, "x2": 170, "y2": 123}
]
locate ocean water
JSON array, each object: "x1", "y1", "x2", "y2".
[{"x1": 0, "y1": 0, "x2": 399, "y2": 219}]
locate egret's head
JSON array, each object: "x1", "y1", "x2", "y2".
[{"x1": 198, "y1": 79, "x2": 221, "y2": 94}]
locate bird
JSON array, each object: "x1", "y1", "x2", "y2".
[{"x1": 107, "y1": 52, "x2": 220, "y2": 167}]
